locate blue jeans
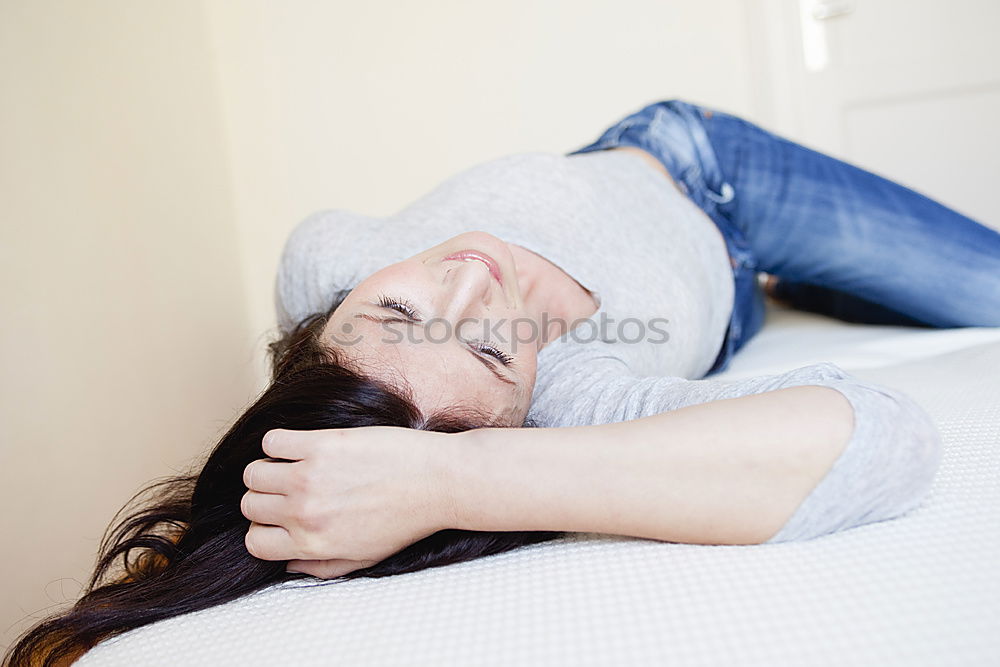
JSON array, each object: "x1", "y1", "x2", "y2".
[{"x1": 566, "y1": 99, "x2": 1000, "y2": 376}]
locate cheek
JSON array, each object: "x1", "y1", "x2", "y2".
[{"x1": 511, "y1": 318, "x2": 541, "y2": 352}]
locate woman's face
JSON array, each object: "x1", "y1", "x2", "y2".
[{"x1": 322, "y1": 231, "x2": 539, "y2": 426}]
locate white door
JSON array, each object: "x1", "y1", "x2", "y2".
[{"x1": 748, "y1": 0, "x2": 1000, "y2": 230}]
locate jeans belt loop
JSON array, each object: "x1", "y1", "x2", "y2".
[{"x1": 675, "y1": 104, "x2": 734, "y2": 205}]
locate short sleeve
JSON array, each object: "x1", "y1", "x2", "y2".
[
  {"x1": 528, "y1": 344, "x2": 943, "y2": 543},
  {"x1": 761, "y1": 375, "x2": 942, "y2": 543},
  {"x1": 274, "y1": 209, "x2": 381, "y2": 335}
]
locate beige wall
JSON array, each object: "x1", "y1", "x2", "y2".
[
  {"x1": 0, "y1": 0, "x2": 256, "y2": 650},
  {"x1": 203, "y1": 0, "x2": 766, "y2": 380},
  {"x1": 1, "y1": 0, "x2": 761, "y2": 652}
]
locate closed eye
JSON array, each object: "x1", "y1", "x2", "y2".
[
  {"x1": 377, "y1": 293, "x2": 418, "y2": 319},
  {"x1": 374, "y1": 293, "x2": 515, "y2": 367},
  {"x1": 354, "y1": 297, "x2": 518, "y2": 387},
  {"x1": 469, "y1": 340, "x2": 515, "y2": 366}
]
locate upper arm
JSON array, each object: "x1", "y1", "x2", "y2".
[
  {"x1": 529, "y1": 353, "x2": 942, "y2": 543},
  {"x1": 275, "y1": 209, "x2": 373, "y2": 335},
  {"x1": 763, "y1": 377, "x2": 942, "y2": 543},
  {"x1": 530, "y1": 352, "x2": 858, "y2": 428}
]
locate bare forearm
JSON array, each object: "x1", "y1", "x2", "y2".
[{"x1": 440, "y1": 385, "x2": 854, "y2": 545}]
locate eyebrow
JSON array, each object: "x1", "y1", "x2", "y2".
[{"x1": 351, "y1": 311, "x2": 518, "y2": 388}]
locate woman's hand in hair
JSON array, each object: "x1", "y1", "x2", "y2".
[{"x1": 241, "y1": 426, "x2": 459, "y2": 579}]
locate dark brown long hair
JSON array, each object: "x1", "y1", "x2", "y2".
[{"x1": 4, "y1": 293, "x2": 561, "y2": 667}]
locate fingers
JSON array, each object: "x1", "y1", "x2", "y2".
[
  {"x1": 262, "y1": 429, "x2": 316, "y2": 461},
  {"x1": 243, "y1": 458, "x2": 299, "y2": 493},
  {"x1": 240, "y1": 490, "x2": 288, "y2": 526},
  {"x1": 244, "y1": 522, "x2": 297, "y2": 561}
]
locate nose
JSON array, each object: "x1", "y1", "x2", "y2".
[{"x1": 440, "y1": 259, "x2": 495, "y2": 319}]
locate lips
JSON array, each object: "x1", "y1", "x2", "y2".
[{"x1": 441, "y1": 249, "x2": 504, "y2": 286}]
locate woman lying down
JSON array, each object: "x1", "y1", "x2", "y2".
[{"x1": 10, "y1": 99, "x2": 1000, "y2": 666}]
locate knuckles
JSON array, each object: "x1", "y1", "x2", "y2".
[
  {"x1": 292, "y1": 466, "x2": 316, "y2": 494},
  {"x1": 295, "y1": 531, "x2": 328, "y2": 560},
  {"x1": 292, "y1": 498, "x2": 328, "y2": 533}
]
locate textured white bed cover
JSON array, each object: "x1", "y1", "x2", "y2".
[{"x1": 79, "y1": 303, "x2": 1000, "y2": 666}]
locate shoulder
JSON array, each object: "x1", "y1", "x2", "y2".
[
  {"x1": 275, "y1": 208, "x2": 380, "y2": 334},
  {"x1": 528, "y1": 337, "x2": 638, "y2": 427}
]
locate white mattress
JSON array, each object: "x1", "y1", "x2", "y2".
[{"x1": 79, "y1": 303, "x2": 1000, "y2": 666}]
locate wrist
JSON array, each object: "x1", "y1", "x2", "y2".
[
  {"x1": 425, "y1": 428, "x2": 487, "y2": 531},
  {"x1": 430, "y1": 425, "x2": 580, "y2": 534}
]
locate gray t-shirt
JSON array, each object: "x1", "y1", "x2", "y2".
[{"x1": 275, "y1": 149, "x2": 942, "y2": 544}]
